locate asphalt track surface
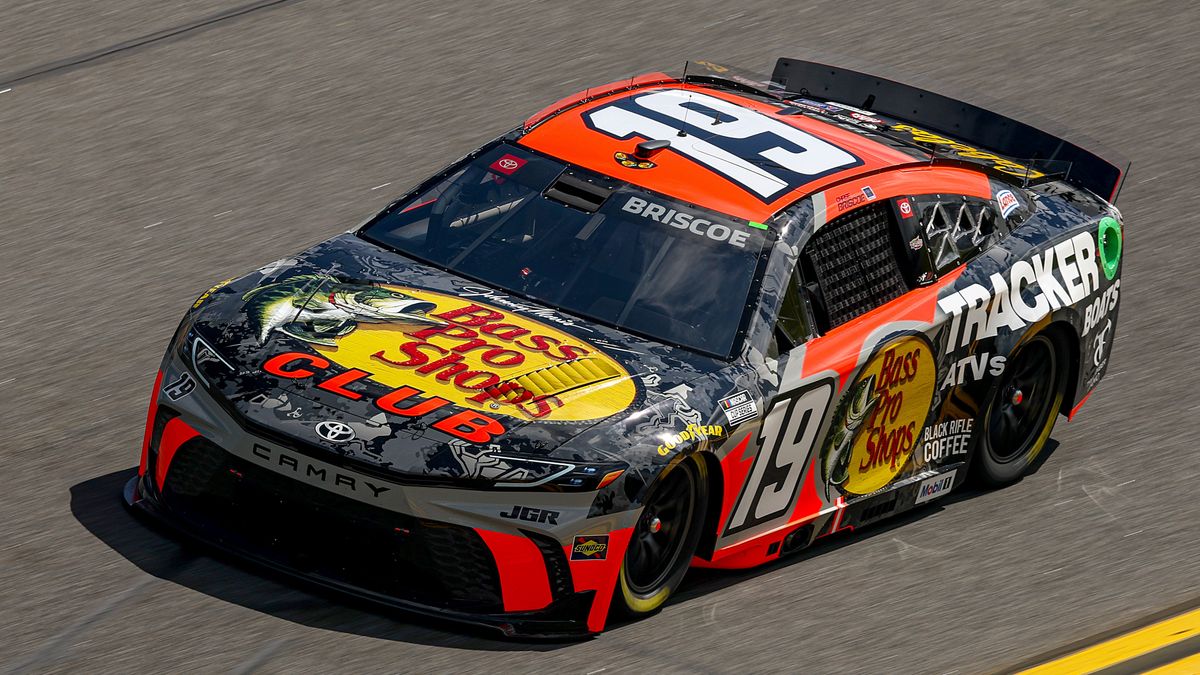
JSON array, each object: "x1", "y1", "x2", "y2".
[{"x1": 1, "y1": 1, "x2": 1198, "y2": 673}]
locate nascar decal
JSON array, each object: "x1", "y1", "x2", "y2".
[
  {"x1": 821, "y1": 335, "x2": 937, "y2": 496},
  {"x1": 889, "y1": 124, "x2": 1047, "y2": 179},
  {"x1": 262, "y1": 282, "x2": 638, "y2": 423},
  {"x1": 583, "y1": 89, "x2": 860, "y2": 199}
]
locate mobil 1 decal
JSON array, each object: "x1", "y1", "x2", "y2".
[
  {"x1": 583, "y1": 89, "x2": 860, "y2": 200},
  {"x1": 724, "y1": 333, "x2": 937, "y2": 535}
]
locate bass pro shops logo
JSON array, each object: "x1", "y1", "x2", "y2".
[
  {"x1": 256, "y1": 279, "x2": 637, "y2": 435},
  {"x1": 821, "y1": 335, "x2": 936, "y2": 496},
  {"x1": 322, "y1": 285, "x2": 636, "y2": 423}
]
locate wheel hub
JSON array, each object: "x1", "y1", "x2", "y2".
[
  {"x1": 986, "y1": 336, "x2": 1060, "y2": 466},
  {"x1": 624, "y1": 465, "x2": 698, "y2": 596}
]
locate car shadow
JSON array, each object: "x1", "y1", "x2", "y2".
[
  {"x1": 662, "y1": 437, "x2": 1062, "y2": 608},
  {"x1": 72, "y1": 440, "x2": 1060, "y2": 648},
  {"x1": 70, "y1": 469, "x2": 568, "y2": 651}
]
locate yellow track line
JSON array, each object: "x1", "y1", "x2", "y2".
[
  {"x1": 1018, "y1": 607, "x2": 1200, "y2": 674},
  {"x1": 1142, "y1": 651, "x2": 1200, "y2": 675}
]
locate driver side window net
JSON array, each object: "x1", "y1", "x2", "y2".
[{"x1": 801, "y1": 202, "x2": 908, "y2": 332}]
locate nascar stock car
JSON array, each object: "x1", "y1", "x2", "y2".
[{"x1": 126, "y1": 58, "x2": 1127, "y2": 637}]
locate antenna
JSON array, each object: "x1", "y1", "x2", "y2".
[{"x1": 679, "y1": 60, "x2": 691, "y2": 136}]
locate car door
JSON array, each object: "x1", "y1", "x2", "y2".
[{"x1": 714, "y1": 167, "x2": 1000, "y2": 560}]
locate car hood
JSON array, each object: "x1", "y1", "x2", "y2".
[{"x1": 186, "y1": 234, "x2": 727, "y2": 480}]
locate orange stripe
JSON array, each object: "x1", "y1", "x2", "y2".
[
  {"x1": 475, "y1": 529, "x2": 553, "y2": 612},
  {"x1": 563, "y1": 528, "x2": 632, "y2": 632},
  {"x1": 154, "y1": 416, "x2": 200, "y2": 490},
  {"x1": 139, "y1": 370, "x2": 164, "y2": 477},
  {"x1": 1069, "y1": 390, "x2": 1093, "y2": 421}
]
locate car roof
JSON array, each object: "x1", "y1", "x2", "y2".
[{"x1": 518, "y1": 77, "x2": 930, "y2": 222}]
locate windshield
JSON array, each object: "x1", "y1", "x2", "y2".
[{"x1": 359, "y1": 143, "x2": 770, "y2": 358}]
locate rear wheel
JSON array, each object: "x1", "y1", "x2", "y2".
[
  {"x1": 974, "y1": 333, "x2": 1066, "y2": 487},
  {"x1": 616, "y1": 455, "x2": 708, "y2": 616}
]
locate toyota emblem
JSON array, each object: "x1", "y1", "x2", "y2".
[
  {"x1": 497, "y1": 158, "x2": 519, "y2": 170},
  {"x1": 315, "y1": 420, "x2": 356, "y2": 443}
]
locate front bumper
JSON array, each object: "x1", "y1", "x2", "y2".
[
  {"x1": 130, "y1": 366, "x2": 635, "y2": 638},
  {"x1": 123, "y1": 474, "x2": 598, "y2": 638}
]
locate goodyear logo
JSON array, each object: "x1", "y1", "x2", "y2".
[
  {"x1": 318, "y1": 286, "x2": 636, "y2": 422},
  {"x1": 571, "y1": 534, "x2": 610, "y2": 561},
  {"x1": 657, "y1": 423, "x2": 724, "y2": 456}
]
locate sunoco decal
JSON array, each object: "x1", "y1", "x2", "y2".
[{"x1": 571, "y1": 534, "x2": 610, "y2": 561}]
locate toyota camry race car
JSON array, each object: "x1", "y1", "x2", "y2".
[{"x1": 126, "y1": 58, "x2": 1128, "y2": 637}]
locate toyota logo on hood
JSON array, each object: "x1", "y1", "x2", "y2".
[{"x1": 315, "y1": 420, "x2": 356, "y2": 443}]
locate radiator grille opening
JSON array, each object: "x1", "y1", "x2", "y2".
[
  {"x1": 160, "y1": 438, "x2": 504, "y2": 612},
  {"x1": 524, "y1": 529, "x2": 574, "y2": 601}
]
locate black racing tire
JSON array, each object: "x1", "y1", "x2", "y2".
[
  {"x1": 974, "y1": 332, "x2": 1067, "y2": 487},
  {"x1": 616, "y1": 455, "x2": 709, "y2": 616}
]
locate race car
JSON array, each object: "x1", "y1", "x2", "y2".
[{"x1": 126, "y1": 58, "x2": 1127, "y2": 637}]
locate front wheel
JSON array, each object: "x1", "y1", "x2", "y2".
[
  {"x1": 616, "y1": 455, "x2": 709, "y2": 616},
  {"x1": 974, "y1": 333, "x2": 1066, "y2": 487}
]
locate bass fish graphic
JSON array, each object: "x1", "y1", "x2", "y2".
[
  {"x1": 820, "y1": 374, "x2": 879, "y2": 499},
  {"x1": 242, "y1": 274, "x2": 444, "y2": 346}
]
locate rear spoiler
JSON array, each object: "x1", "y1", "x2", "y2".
[{"x1": 770, "y1": 58, "x2": 1130, "y2": 203}]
